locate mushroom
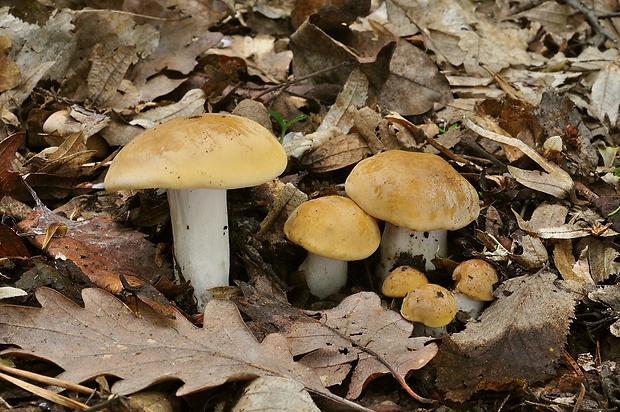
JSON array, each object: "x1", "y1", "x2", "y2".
[
  {"x1": 381, "y1": 265, "x2": 428, "y2": 298},
  {"x1": 452, "y1": 259, "x2": 498, "y2": 319},
  {"x1": 104, "y1": 113, "x2": 287, "y2": 309},
  {"x1": 345, "y1": 150, "x2": 480, "y2": 279},
  {"x1": 283, "y1": 196, "x2": 380, "y2": 299},
  {"x1": 400, "y1": 283, "x2": 456, "y2": 337}
]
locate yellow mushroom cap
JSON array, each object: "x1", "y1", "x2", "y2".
[
  {"x1": 452, "y1": 259, "x2": 498, "y2": 301},
  {"x1": 104, "y1": 113, "x2": 287, "y2": 191},
  {"x1": 283, "y1": 196, "x2": 380, "y2": 261},
  {"x1": 400, "y1": 283, "x2": 457, "y2": 327},
  {"x1": 381, "y1": 265, "x2": 428, "y2": 298},
  {"x1": 345, "y1": 150, "x2": 480, "y2": 232}
]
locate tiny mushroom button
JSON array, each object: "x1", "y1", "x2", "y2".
[
  {"x1": 284, "y1": 196, "x2": 381, "y2": 299},
  {"x1": 104, "y1": 113, "x2": 287, "y2": 310},
  {"x1": 345, "y1": 150, "x2": 480, "y2": 280}
]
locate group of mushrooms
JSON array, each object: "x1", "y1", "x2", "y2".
[{"x1": 103, "y1": 112, "x2": 498, "y2": 334}]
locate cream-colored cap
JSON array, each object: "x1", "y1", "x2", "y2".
[
  {"x1": 105, "y1": 113, "x2": 287, "y2": 191},
  {"x1": 345, "y1": 150, "x2": 480, "y2": 232},
  {"x1": 452, "y1": 259, "x2": 498, "y2": 301},
  {"x1": 284, "y1": 196, "x2": 380, "y2": 261}
]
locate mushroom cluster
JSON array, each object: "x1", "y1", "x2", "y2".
[
  {"x1": 381, "y1": 259, "x2": 499, "y2": 336},
  {"x1": 284, "y1": 196, "x2": 380, "y2": 299},
  {"x1": 345, "y1": 150, "x2": 480, "y2": 279},
  {"x1": 382, "y1": 266, "x2": 456, "y2": 336},
  {"x1": 105, "y1": 113, "x2": 287, "y2": 310}
]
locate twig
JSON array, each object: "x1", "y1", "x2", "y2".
[
  {"x1": 252, "y1": 60, "x2": 356, "y2": 100},
  {"x1": 559, "y1": 0, "x2": 616, "y2": 45},
  {"x1": 75, "y1": 8, "x2": 190, "y2": 21},
  {"x1": 0, "y1": 363, "x2": 101, "y2": 396}
]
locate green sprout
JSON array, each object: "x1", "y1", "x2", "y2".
[
  {"x1": 269, "y1": 110, "x2": 308, "y2": 143},
  {"x1": 614, "y1": 167, "x2": 620, "y2": 177},
  {"x1": 438, "y1": 122, "x2": 459, "y2": 134}
]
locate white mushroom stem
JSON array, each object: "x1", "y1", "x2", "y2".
[
  {"x1": 298, "y1": 253, "x2": 348, "y2": 299},
  {"x1": 452, "y1": 291, "x2": 485, "y2": 320},
  {"x1": 377, "y1": 223, "x2": 448, "y2": 280},
  {"x1": 168, "y1": 188, "x2": 229, "y2": 310}
]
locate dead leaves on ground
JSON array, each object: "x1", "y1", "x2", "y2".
[{"x1": 0, "y1": 0, "x2": 620, "y2": 410}]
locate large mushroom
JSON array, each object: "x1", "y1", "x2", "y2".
[
  {"x1": 283, "y1": 196, "x2": 380, "y2": 299},
  {"x1": 104, "y1": 113, "x2": 287, "y2": 309},
  {"x1": 345, "y1": 150, "x2": 480, "y2": 280}
]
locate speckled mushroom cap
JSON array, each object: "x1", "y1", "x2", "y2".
[
  {"x1": 400, "y1": 283, "x2": 457, "y2": 327},
  {"x1": 284, "y1": 196, "x2": 381, "y2": 261},
  {"x1": 345, "y1": 150, "x2": 480, "y2": 232},
  {"x1": 452, "y1": 259, "x2": 498, "y2": 301},
  {"x1": 382, "y1": 265, "x2": 428, "y2": 298},
  {"x1": 105, "y1": 113, "x2": 287, "y2": 191}
]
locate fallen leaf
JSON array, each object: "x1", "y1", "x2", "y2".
[
  {"x1": 0, "y1": 222, "x2": 30, "y2": 258},
  {"x1": 235, "y1": 285, "x2": 438, "y2": 401},
  {"x1": 590, "y1": 61, "x2": 620, "y2": 126},
  {"x1": 0, "y1": 288, "x2": 372, "y2": 411},
  {"x1": 434, "y1": 271, "x2": 576, "y2": 402},
  {"x1": 16, "y1": 204, "x2": 174, "y2": 317},
  {"x1": 231, "y1": 376, "x2": 320, "y2": 412},
  {"x1": 363, "y1": 40, "x2": 453, "y2": 115},
  {"x1": 0, "y1": 133, "x2": 29, "y2": 201},
  {"x1": 464, "y1": 116, "x2": 575, "y2": 199},
  {"x1": 300, "y1": 132, "x2": 370, "y2": 173}
]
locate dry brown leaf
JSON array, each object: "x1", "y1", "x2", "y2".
[
  {"x1": 362, "y1": 40, "x2": 453, "y2": 115},
  {"x1": 300, "y1": 132, "x2": 370, "y2": 173},
  {"x1": 0, "y1": 133, "x2": 28, "y2": 202},
  {"x1": 87, "y1": 44, "x2": 136, "y2": 108},
  {"x1": 235, "y1": 285, "x2": 438, "y2": 401},
  {"x1": 434, "y1": 271, "x2": 576, "y2": 402},
  {"x1": 231, "y1": 376, "x2": 320, "y2": 412},
  {"x1": 16, "y1": 204, "x2": 174, "y2": 317},
  {"x1": 464, "y1": 116, "x2": 575, "y2": 199},
  {"x1": 0, "y1": 288, "x2": 371, "y2": 411}
]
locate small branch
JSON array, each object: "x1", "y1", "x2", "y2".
[
  {"x1": 253, "y1": 60, "x2": 356, "y2": 100},
  {"x1": 75, "y1": 8, "x2": 191, "y2": 21}
]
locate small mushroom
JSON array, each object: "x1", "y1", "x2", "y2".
[
  {"x1": 401, "y1": 283, "x2": 456, "y2": 336},
  {"x1": 105, "y1": 113, "x2": 287, "y2": 310},
  {"x1": 452, "y1": 259, "x2": 498, "y2": 319},
  {"x1": 381, "y1": 265, "x2": 428, "y2": 298},
  {"x1": 345, "y1": 150, "x2": 480, "y2": 279},
  {"x1": 283, "y1": 196, "x2": 380, "y2": 299}
]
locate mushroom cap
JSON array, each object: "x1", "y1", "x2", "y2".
[
  {"x1": 382, "y1": 265, "x2": 428, "y2": 298},
  {"x1": 104, "y1": 113, "x2": 287, "y2": 191},
  {"x1": 284, "y1": 196, "x2": 380, "y2": 261},
  {"x1": 452, "y1": 259, "x2": 498, "y2": 301},
  {"x1": 400, "y1": 283, "x2": 456, "y2": 327},
  {"x1": 345, "y1": 150, "x2": 480, "y2": 231}
]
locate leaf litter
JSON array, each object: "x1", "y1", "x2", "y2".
[{"x1": 0, "y1": 0, "x2": 619, "y2": 410}]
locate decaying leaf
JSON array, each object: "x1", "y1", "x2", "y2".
[
  {"x1": 0, "y1": 288, "x2": 371, "y2": 411},
  {"x1": 0, "y1": 133, "x2": 28, "y2": 201},
  {"x1": 434, "y1": 271, "x2": 576, "y2": 402},
  {"x1": 464, "y1": 116, "x2": 575, "y2": 199},
  {"x1": 300, "y1": 132, "x2": 370, "y2": 173},
  {"x1": 15, "y1": 204, "x2": 174, "y2": 317},
  {"x1": 235, "y1": 285, "x2": 438, "y2": 401},
  {"x1": 231, "y1": 376, "x2": 320, "y2": 412},
  {"x1": 590, "y1": 61, "x2": 620, "y2": 126}
]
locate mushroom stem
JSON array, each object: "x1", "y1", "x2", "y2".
[
  {"x1": 299, "y1": 253, "x2": 348, "y2": 299},
  {"x1": 378, "y1": 223, "x2": 448, "y2": 280},
  {"x1": 168, "y1": 188, "x2": 229, "y2": 309}
]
